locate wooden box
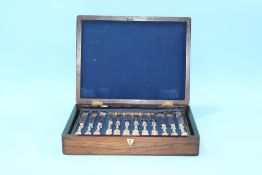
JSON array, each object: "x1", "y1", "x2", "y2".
[{"x1": 62, "y1": 15, "x2": 200, "y2": 155}]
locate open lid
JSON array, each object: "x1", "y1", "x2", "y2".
[{"x1": 76, "y1": 16, "x2": 191, "y2": 107}]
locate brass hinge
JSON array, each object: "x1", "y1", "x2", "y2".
[
  {"x1": 162, "y1": 101, "x2": 174, "y2": 107},
  {"x1": 91, "y1": 99, "x2": 104, "y2": 106}
]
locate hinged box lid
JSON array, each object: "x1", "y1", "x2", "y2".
[{"x1": 76, "y1": 16, "x2": 191, "y2": 107}]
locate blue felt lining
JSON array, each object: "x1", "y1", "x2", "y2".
[
  {"x1": 81, "y1": 20, "x2": 187, "y2": 100},
  {"x1": 164, "y1": 113, "x2": 171, "y2": 135},
  {"x1": 120, "y1": 117, "x2": 125, "y2": 135},
  {"x1": 111, "y1": 118, "x2": 116, "y2": 133},
  {"x1": 173, "y1": 111, "x2": 181, "y2": 135},
  {"x1": 129, "y1": 116, "x2": 134, "y2": 134},
  {"x1": 138, "y1": 117, "x2": 143, "y2": 135},
  {"x1": 100, "y1": 114, "x2": 109, "y2": 135},
  {"x1": 81, "y1": 112, "x2": 90, "y2": 134}
]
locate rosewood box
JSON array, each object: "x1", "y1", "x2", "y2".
[{"x1": 62, "y1": 15, "x2": 200, "y2": 155}]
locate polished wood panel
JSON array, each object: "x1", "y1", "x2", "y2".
[{"x1": 63, "y1": 135, "x2": 199, "y2": 155}]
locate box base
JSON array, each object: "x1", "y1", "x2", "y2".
[{"x1": 62, "y1": 105, "x2": 200, "y2": 155}]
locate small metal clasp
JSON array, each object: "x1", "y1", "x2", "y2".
[
  {"x1": 91, "y1": 99, "x2": 104, "y2": 106},
  {"x1": 127, "y1": 17, "x2": 134, "y2": 21},
  {"x1": 162, "y1": 101, "x2": 174, "y2": 107}
]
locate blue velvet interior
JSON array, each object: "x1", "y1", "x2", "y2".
[{"x1": 81, "y1": 20, "x2": 187, "y2": 100}]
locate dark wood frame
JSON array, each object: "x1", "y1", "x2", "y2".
[{"x1": 62, "y1": 15, "x2": 200, "y2": 155}]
